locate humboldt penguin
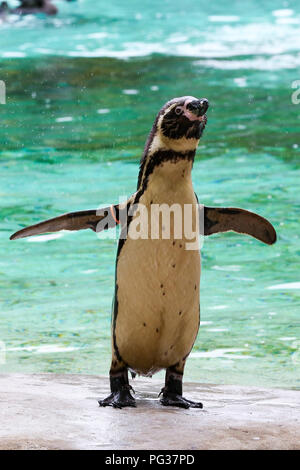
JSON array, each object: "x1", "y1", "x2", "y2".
[{"x1": 10, "y1": 96, "x2": 277, "y2": 409}]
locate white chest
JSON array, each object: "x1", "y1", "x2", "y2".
[{"x1": 114, "y1": 160, "x2": 201, "y2": 374}]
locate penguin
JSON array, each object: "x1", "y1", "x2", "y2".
[{"x1": 10, "y1": 96, "x2": 277, "y2": 409}]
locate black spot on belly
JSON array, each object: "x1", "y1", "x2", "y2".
[
  {"x1": 143, "y1": 322, "x2": 146, "y2": 327},
  {"x1": 172, "y1": 264, "x2": 176, "y2": 268},
  {"x1": 178, "y1": 311, "x2": 182, "y2": 316},
  {"x1": 179, "y1": 244, "x2": 182, "y2": 248},
  {"x1": 194, "y1": 284, "x2": 197, "y2": 290},
  {"x1": 160, "y1": 284, "x2": 163, "y2": 288},
  {"x1": 172, "y1": 241, "x2": 176, "y2": 246},
  {"x1": 164, "y1": 351, "x2": 168, "y2": 356},
  {"x1": 156, "y1": 328, "x2": 159, "y2": 333},
  {"x1": 163, "y1": 292, "x2": 166, "y2": 296}
]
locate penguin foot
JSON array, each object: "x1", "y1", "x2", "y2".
[
  {"x1": 98, "y1": 385, "x2": 136, "y2": 409},
  {"x1": 159, "y1": 389, "x2": 203, "y2": 409}
]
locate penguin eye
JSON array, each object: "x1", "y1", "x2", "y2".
[{"x1": 175, "y1": 107, "x2": 183, "y2": 116}]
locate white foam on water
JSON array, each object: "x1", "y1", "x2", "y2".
[
  {"x1": 234, "y1": 77, "x2": 247, "y2": 87},
  {"x1": 167, "y1": 33, "x2": 189, "y2": 43},
  {"x1": 2, "y1": 51, "x2": 26, "y2": 58},
  {"x1": 190, "y1": 348, "x2": 250, "y2": 359},
  {"x1": 122, "y1": 89, "x2": 139, "y2": 95},
  {"x1": 97, "y1": 108, "x2": 110, "y2": 114},
  {"x1": 7, "y1": 344, "x2": 79, "y2": 354},
  {"x1": 272, "y1": 9, "x2": 294, "y2": 17},
  {"x1": 267, "y1": 282, "x2": 300, "y2": 290},
  {"x1": 207, "y1": 328, "x2": 229, "y2": 332},
  {"x1": 55, "y1": 116, "x2": 73, "y2": 123},
  {"x1": 87, "y1": 32, "x2": 108, "y2": 39},
  {"x1": 207, "y1": 305, "x2": 228, "y2": 310},
  {"x1": 27, "y1": 233, "x2": 63, "y2": 242},
  {"x1": 278, "y1": 337, "x2": 297, "y2": 341},
  {"x1": 212, "y1": 265, "x2": 241, "y2": 272},
  {"x1": 56, "y1": 36, "x2": 300, "y2": 64},
  {"x1": 2, "y1": 7, "x2": 300, "y2": 65},
  {"x1": 194, "y1": 54, "x2": 300, "y2": 70},
  {"x1": 276, "y1": 18, "x2": 300, "y2": 24}
]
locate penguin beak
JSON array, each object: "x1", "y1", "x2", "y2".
[
  {"x1": 186, "y1": 98, "x2": 209, "y2": 118},
  {"x1": 181, "y1": 98, "x2": 209, "y2": 123}
]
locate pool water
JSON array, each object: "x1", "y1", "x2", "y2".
[{"x1": 0, "y1": 0, "x2": 299, "y2": 389}]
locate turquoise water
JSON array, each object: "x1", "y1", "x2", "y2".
[{"x1": 0, "y1": 0, "x2": 299, "y2": 389}]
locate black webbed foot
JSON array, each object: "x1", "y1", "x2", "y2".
[
  {"x1": 98, "y1": 385, "x2": 136, "y2": 409},
  {"x1": 159, "y1": 388, "x2": 203, "y2": 409}
]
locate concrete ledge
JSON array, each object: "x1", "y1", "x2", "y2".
[{"x1": 0, "y1": 373, "x2": 299, "y2": 450}]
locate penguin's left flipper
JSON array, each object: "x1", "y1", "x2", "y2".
[
  {"x1": 203, "y1": 206, "x2": 277, "y2": 245},
  {"x1": 10, "y1": 205, "x2": 120, "y2": 240}
]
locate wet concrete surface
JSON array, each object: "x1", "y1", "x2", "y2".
[{"x1": 0, "y1": 373, "x2": 299, "y2": 450}]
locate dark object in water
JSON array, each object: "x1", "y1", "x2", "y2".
[
  {"x1": 0, "y1": 1, "x2": 9, "y2": 17},
  {"x1": 13, "y1": 0, "x2": 58, "y2": 15},
  {"x1": 1, "y1": 0, "x2": 76, "y2": 17}
]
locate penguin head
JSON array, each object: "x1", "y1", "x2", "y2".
[{"x1": 155, "y1": 96, "x2": 209, "y2": 149}]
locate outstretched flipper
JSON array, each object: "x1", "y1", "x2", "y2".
[
  {"x1": 10, "y1": 205, "x2": 121, "y2": 240},
  {"x1": 203, "y1": 206, "x2": 276, "y2": 245}
]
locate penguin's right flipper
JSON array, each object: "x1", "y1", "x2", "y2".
[
  {"x1": 10, "y1": 205, "x2": 121, "y2": 240},
  {"x1": 202, "y1": 206, "x2": 277, "y2": 245}
]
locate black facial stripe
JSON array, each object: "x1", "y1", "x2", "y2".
[{"x1": 161, "y1": 114, "x2": 205, "y2": 140}]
